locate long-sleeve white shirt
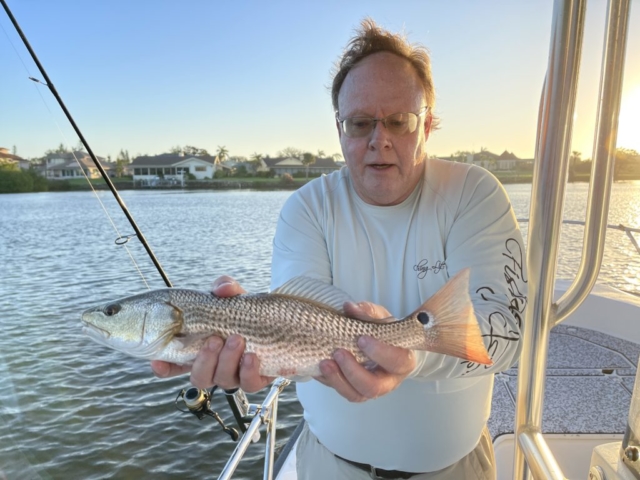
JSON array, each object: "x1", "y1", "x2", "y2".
[{"x1": 270, "y1": 157, "x2": 527, "y2": 472}]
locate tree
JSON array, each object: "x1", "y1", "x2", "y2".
[
  {"x1": 317, "y1": 149, "x2": 326, "y2": 158},
  {"x1": 450, "y1": 150, "x2": 472, "y2": 163},
  {"x1": 250, "y1": 152, "x2": 264, "y2": 171},
  {"x1": 331, "y1": 152, "x2": 343, "y2": 163},
  {"x1": 12, "y1": 145, "x2": 17, "y2": 156},
  {"x1": 171, "y1": 145, "x2": 209, "y2": 156},
  {"x1": 569, "y1": 150, "x2": 581, "y2": 181},
  {"x1": 614, "y1": 148, "x2": 640, "y2": 180},
  {"x1": 277, "y1": 147, "x2": 303, "y2": 159},
  {"x1": 216, "y1": 146, "x2": 229, "y2": 162},
  {"x1": 302, "y1": 152, "x2": 316, "y2": 179},
  {"x1": 115, "y1": 149, "x2": 131, "y2": 177}
]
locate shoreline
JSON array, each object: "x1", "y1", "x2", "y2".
[{"x1": 2, "y1": 172, "x2": 640, "y2": 194}]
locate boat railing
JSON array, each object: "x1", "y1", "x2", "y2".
[
  {"x1": 218, "y1": 378, "x2": 290, "y2": 480},
  {"x1": 514, "y1": 0, "x2": 632, "y2": 478},
  {"x1": 178, "y1": 377, "x2": 290, "y2": 480}
]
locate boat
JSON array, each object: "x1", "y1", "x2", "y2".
[{"x1": 1, "y1": 0, "x2": 638, "y2": 479}]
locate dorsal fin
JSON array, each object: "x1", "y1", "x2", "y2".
[{"x1": 272, "y1": 276, "x2": 354, "y2": 312}]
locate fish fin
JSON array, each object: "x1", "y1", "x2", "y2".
[
  {"x1": 407, "y1": 269, "x2": 493, "y2": 366},
  {"x1": 272, "y1": 276, "x2": 354, "y2": 312},
  {"x1": 172, "y1": 332, "x2": 212, "y2": 349}
]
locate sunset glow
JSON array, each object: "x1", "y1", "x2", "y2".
[{"x1": 618, "y1": 86, "x2": 640, "y2": 153}]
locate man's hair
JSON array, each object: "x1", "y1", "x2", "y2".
[{"x1": 331, "y1": 18, "x2": 440, "y2": 129}]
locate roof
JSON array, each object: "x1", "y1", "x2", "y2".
[
  {"x1": 131, "y1": 154, "x2": 218, "y2": 166},
  {"x1": 0, "y1": 150, "x2": 25, "y2": 162},
  {"x1": 499, "y1": 150, "x2": 519, "y2": 160}
]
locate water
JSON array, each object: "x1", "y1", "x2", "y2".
[{"x1": 0, "y1": 183, "x2": 639, "y2": 479}]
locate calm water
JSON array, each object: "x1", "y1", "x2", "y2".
[{"x1": 1, "y1": 182, "x2": 639, "y2": 479}]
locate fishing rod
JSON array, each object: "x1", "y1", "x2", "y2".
[
  {"x1": 0, "y1": 0, "x2": 172, "y2": 288},
  {"x1": 1, "y1": 0, "x2": 260, "y2": 448}
]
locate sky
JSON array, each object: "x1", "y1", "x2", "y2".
[{"x1": 1, "y1": 0, "x2": 639, "y2": 162}]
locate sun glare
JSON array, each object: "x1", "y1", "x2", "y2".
[{"x1": 618, "y1": 86, "x2": 640, "y2": 153}]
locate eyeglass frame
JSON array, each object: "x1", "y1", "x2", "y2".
[{"x1": 336, "y1": 106, "x2": 430, "y2": 138}]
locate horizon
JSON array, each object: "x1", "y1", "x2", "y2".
[{"x1": 1, "y1": 1, "x2": 639, "y2": 163}]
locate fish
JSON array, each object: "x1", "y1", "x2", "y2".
[{"x1": 81, "y1": 268, "x2": 492, "y2": 378}]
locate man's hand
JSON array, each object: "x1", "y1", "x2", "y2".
[
  {"x1": 150, "y1": 276, "x2": 275, "y2": 393},
  {"x1": 314, "y1": 301, "x2": 416, "y2": 403}
]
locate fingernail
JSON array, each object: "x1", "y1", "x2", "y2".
[
  {"x1": 227, "y1": 335, "x2": 241, "y2": 349},
  {"x1": 333, "y1": 350, "x2": 345, "y2": 362},
  {"x1": 207, "y1": 337, "x2": 223, "y2": 352},
  {"x1": 243, "y1": 354, "x2": 253, "y2": 368},
  {"x1": 357, "y1": 336, "x2": 370, "y2": 349},
  {"x1": 152, "y1": 362, "x2": 168, "y2": 377}
]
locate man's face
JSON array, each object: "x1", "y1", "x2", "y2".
[{"x1": 337, "y1": 52, "x2": 432, "y2": 206}]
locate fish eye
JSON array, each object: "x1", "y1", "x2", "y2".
[{"x1": 104, "y1": 304, "x2": 121, "y2": 316}]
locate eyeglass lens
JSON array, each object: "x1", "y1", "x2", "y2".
[{"x1": 342, "y1": 112, "x2": 420, "y2": 138}]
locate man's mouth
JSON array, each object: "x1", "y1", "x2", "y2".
[{"x1": 369, "y1": 164, "x2": 393, "y2": 170}]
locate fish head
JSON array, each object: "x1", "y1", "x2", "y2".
[{"x1": 81, "y1": 290, "x2": 183, "y2": 359}]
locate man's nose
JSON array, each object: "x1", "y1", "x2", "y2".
[{"x1": 368, "y1": 119, "x2": 392, "y2": 149}]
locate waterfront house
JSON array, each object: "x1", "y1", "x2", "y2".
[
  {"x1": 0, "y1": 147, "x2": 31, "y2": 170},
  {"x1": 464, "y1": 150, "x2": 532, "y2": 172},
  {"x1": 42, "y1": 151, "x2": 113, "y2": 179},
  {"x1": 263, "y1": 156, "x2": 341, "y2": 176},
  {"x1": 130, "y1": 153, "x2": 222, "y2": 184}
]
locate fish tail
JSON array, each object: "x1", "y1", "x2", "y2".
[{"x1": 408, "y1": 268, "x2": 493, "y2": 365}]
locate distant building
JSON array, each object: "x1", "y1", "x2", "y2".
[
  {"x1": 42, "y1": 151, "x2": 113, "y2": 179},
  {"x1": 463, "y1": 150, "x2": 532, "y2": 172},
  {"x1": 130, "y1": 153, "x2": 222, "y2": 183},
  {"x1": 263, "y1": 156, "x2": 342, "y2": 176},
  {"x1": 0, "y1": 147, "x2": 30, "y2": 170}
]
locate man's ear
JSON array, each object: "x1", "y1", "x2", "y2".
[
  {"x1": 336, "y1": 118, "x2": 342, "y2": 140},
  {"x1": 423, "y1": 114, "x2": 433, "y2": 142}
]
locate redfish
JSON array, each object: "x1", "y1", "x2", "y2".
[{"x1": 81, "y1": 269, "x2": 492, "y2": 378}]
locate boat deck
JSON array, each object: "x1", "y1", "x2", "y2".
[{"x1": 489, "y1": 323, "x2": 639, "y2": 440}]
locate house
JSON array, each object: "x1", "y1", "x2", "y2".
[
  {"x1": 129, "y1": 153, "x2": 222, "y2": 183},
  {"x1": 464, "y1": 150, "x2": 532, "y2": 171},
  {"x1": 43, "y1": 151, "x2": 113, "y2": 179},
  {"x1": 0, "y1": 147, "x2": 31, "y2": 170},
  {"x1": 263, "y1": 156, "x2": 341, "y2": 176}
]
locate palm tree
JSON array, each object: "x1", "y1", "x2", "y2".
[
  {"x1": 569, "y1": 151, "x2": 581, "y2": 181},
  {"x1": 302, "y1": 152, "x2": 316, "y2": 179},
  {"x1": 217, "y1": 146, "x2": 229, "y2": 162},
  {"x1": 250, "y1": 152, "x2": 263, "y2": 173}
]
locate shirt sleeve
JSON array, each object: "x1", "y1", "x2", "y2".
[
  {"x1": 270, "y1": 185, "x2": 332, "y2": 290},
  {"x1": 409, "y1": 166, "x2": 527, "y2": 380}
]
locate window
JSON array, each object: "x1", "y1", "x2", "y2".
[{"x1": 195, "y1": 166, "x2": 206, "y2": 172}]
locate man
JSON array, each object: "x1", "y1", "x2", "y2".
[{"x1": 153, "y1": 19, "x2": 526, "y2": 479}]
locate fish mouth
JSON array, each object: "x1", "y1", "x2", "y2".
[{"x1": 81, "y1": 320, "x2": 111, "y2": 339}]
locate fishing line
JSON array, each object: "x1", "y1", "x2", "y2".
[
  {"x1": 1, "y1": 12, "x2": 152, "y2": 289},
  {"x1": 1, "y1": 0, "x2": 172, "y2": 289}
]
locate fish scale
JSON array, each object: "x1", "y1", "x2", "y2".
[
  {"x1": 167, "y1": 291, "x2": 425, "y2": 377},
  {"x1": 81, "y1": 270, "x2": 493, "y2": 379}
]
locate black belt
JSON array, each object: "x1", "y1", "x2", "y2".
[{"x1": 335, "y1": 454, "x2": 422, "y2": 479}]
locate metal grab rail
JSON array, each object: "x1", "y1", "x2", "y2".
[
  {"x1": 218, "y1": 377, "x2": 290, "y2": 480},
  {"x1": 514, "y1": 0, "x2": 632, "y2": 478}
]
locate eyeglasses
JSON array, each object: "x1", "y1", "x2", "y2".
[{"x1": 337, "y1": 106, "x2": 429, "y2": 138}]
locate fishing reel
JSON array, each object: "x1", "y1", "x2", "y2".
[{"x1": 175, "y1": 386, "x2": 258, "y2": 443}]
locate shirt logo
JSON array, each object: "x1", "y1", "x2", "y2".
[{"x1": 413, "y1": 259, "x2": 447, "y2": 279}]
